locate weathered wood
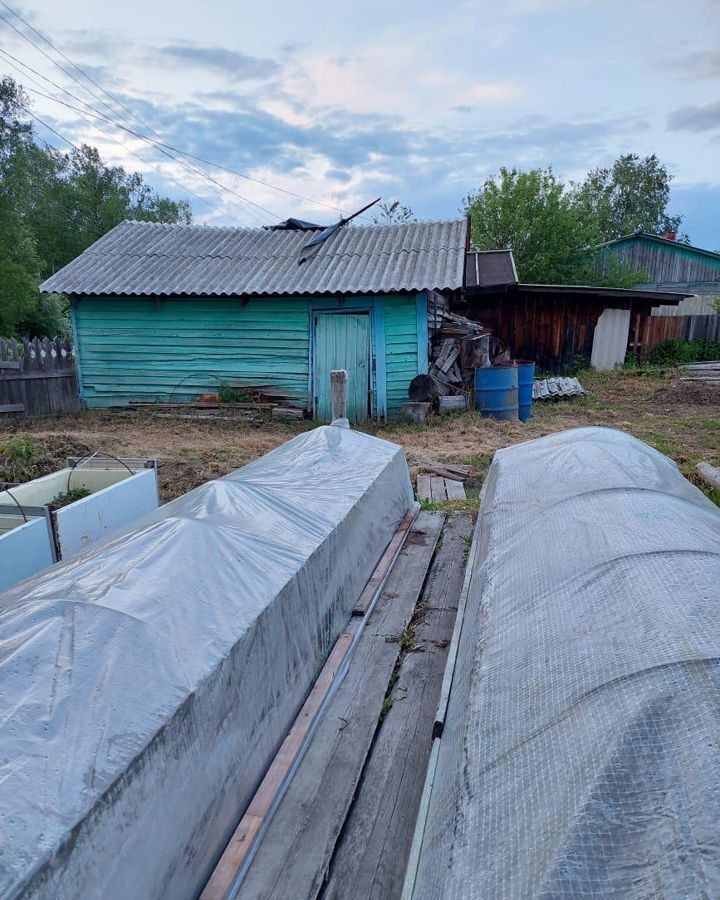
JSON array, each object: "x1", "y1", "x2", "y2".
[
  {"x1": 430, "y1": 477, "x2": 446, "y2": 502},
  {"x1": 236, "y1": 512, "x2": 445, "y2": 900},
  {"x1": 353, "y1": 508, "x2": 417, "y2": 615},
  {"x1": 697, "y1": 461, "x2": 720, "y2": 491},
  {"x1": 0, "y1": 336, "x2": 79, "y2": 417},
  {"x1": 416, "y1": 475, "x2": 432, "y2": 502},
  {"x1": 0, "y1": 403, "x2": 26, "y2": 414},
  {"x1": 200, "y1": 633, "x2": 355, "y2": 900},
  {"x1": 444, "y1": 479, "x2": 466, "y2": 500},
  {"x1": 271, "y1": 407, "x2": 304, "y2": 419},
  {"x1": 324, "y1": 514, "x2": 472, "y2": 900},
  {"x1": 330, "y1": 369, "x2": 348, "y2": 421}
]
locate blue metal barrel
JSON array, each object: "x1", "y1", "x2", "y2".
[
  {"x1": 475, "y1": 364, "x2": 518, "y2": 421},
  {"x1": 516, "y1": 360, "x2": 536, "y2": 422}
]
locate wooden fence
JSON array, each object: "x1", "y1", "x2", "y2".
[
  {"x1": 0, "y1": 337, "x2": 80, "y2": 417},
  {"x1": 641, "y1": 314, "x2": 720, "y2": 357}
]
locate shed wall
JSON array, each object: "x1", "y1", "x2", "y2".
[{"x1": 73, "y1": 294, "x2": 426, "y2": 414}]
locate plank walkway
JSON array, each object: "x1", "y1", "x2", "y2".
[
  {"x1": 322, "y1": 514, "x2": 473, "y2": 900},
  {"x1": 235, "y1": 511, "x2": 445, "y2": 900},
  {"x1": 416, "y1": 475, "x2": 466, "y2": 502}
]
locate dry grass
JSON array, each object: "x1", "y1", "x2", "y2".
[{"x1": 2, "y1": 369, "x2": 718, "y2": 501}]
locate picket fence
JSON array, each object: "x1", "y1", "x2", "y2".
[{"x1": 0, "y1": 336, "x2": 80, "y2": 417}]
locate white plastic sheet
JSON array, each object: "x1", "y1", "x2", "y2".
[
  {"x1": 414, "y1": 427, "x2": 720, "y2": 899},
  {"x1": 0, "y1": 426, "x2": 413, "y2": 900}
]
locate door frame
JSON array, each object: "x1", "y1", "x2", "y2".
[{"x1": 309, "y1": 297, "x2": 387, "y2": 418}]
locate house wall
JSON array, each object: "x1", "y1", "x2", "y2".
[
  {"x1": 72, "y1": 294, "x2": 426, "y2": 416},
  {"x1": 596, "y1": 237, "x2": 720, "y2": 286}
]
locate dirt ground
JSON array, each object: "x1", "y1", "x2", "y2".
[{"x1": 2, "y1": 369, "x2": 718, "y2": 503}]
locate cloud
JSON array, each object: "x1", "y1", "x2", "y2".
[
  {"x1": 155, "y1": 43, "x2": 280, "y2": 81},
  {"x1": 667, "y1": 100, "x2": 720, "y2": 132},
  {"x1": 662, "y1": 49, "x2": 720, "y2": 81},
  {"x1": 453, "y1": 105, "x2": 473, "y2": 113},
  {"x1": 326, "y1": 168, "x2": 353, "y2": 183}
]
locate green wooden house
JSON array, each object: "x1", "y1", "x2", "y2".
[
  {"x1": 40, "y1": 219, "x2": 468, "y2": 421},
  {"x1": 595, "y1": 231, "x2": 720, "y2": 314}
]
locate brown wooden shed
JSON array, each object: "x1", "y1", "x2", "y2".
[{"x1": 459, "y1": 261, "x2": 689, "y2": 373}]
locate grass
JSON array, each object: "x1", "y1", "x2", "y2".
[{"x1": 1, "y1": 369, "x2": 717, "y2": 503}]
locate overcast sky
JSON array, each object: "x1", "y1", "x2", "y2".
[{"x1": 1, "y1": 0, "x2": 718, "y2": 245}]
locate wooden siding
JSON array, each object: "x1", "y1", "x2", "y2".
[
  {"x1": 465, "y1": 292, "x2": 607, "y2": 374},
  {"x1": 597, "y1": 237, "x2": 720, "y2": 286},
  {"x1": 73, "y1": 294, "x2": 425, "y2": 415},
  {"x1": 73, "y1": 297, "x2": 310, "y2": 407},
  {"x1": 384, "y1": 294, "x2": 422, "y2": 414}
]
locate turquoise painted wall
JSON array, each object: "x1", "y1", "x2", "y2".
[{"x1": 73, "y1": 293, "x2": 427, "y2": 416}]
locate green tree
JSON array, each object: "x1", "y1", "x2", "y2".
[
  {"x1": 463, "y1": 167, "x2": 599, "y2": 284},
  {"x1": 372, "y1": 199, "x2": 416, "y2": 225},
  {"x1": 0, "y1": 75, "x2": 192, "y2": 337},
  {"x1": 573, "y1": 153, "x2": 684, "y2": 242}
]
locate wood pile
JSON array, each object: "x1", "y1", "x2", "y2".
[
  {"x1": 429, "y1": 311, "x2": 488, "y2": 396},
  {"x1": 678, "y1": 361, "x2": 720, "y2": 384}
]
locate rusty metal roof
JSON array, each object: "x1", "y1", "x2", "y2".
[{"x1": 40, "y1": 218, "x2": 468, "y2": 297}]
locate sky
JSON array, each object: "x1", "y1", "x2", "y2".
[{"x1": 1, "y1": 0, "x2": 719, "y2": 246}]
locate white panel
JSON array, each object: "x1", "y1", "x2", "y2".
[
  {"x1": 0, "y1": 517, "x2": 54, "y2": 593},
  {"x1": 591, "y1": 307, "x2": 631, "y2": 371},
  {"x1": 55, "y1": 468, "x2": 160, "y2": 558}
]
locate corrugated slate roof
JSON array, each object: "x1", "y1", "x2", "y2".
[
  {"x1": 40, "y1": 218, "x2": 468, "y2": 297},
  {"x1": 465, "y1": 250, "x2": 518, "y2": 289}
]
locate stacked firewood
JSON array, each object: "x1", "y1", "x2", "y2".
[{"x1": 429, "y1": 311, "x2": 489, "y2": 396}]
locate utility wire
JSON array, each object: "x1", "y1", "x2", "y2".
[
  {"x1": 0, "y1": 12, "x2": 277, "y2": 225},
  {"x1": 0, "y1": 1, "x2": 355, "y2": 220},
  {"x1": 0, "y1": 49, "x2": 245, "y2": 224}
]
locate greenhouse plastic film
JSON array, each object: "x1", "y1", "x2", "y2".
[
  {"x1": 414, "y1": 426, "x2": 720, "y2": 899},
  {"x1": 0, "y1": 425, "x2": 413, "y2": 900}
]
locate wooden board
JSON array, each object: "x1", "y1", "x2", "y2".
[
  {"x1": 200, "y1": 633, "x2": 354, "y2": 900},
  {"x1": 444, "y1": 479, "x2": 466, "y2": 500},
  {"x1": 353, "y1": 508, "x2": 417, "y2": 615},
  {"x1": 416, "y1": 475, "x2": 432, "y2": 502},
  {"x1": 323, "y1": 514, "x2": 473, "y2": 900},
  {"x1": 235, "y1": 511, "x2": 445, "y2": 900},
  {"x1": 429, "y1": 477, "x2": 446, "y2": 502}
]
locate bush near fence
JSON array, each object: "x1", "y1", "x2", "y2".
[
  {"x1": 0, "y1": 337, "x2": 80, "y2": 418},
  {"x1": 641, "y1": 314, "x2": 720, "y2": 357}
]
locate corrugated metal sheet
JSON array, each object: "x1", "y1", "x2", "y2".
[
  {"x1": 590, "y1": 307, "x2": 631, "y2": 370},
  {"x1": 532, "y1": 377, "x2": 586, "y2": 399},
  {"x1": 40, "y1": 219, "x2": 467, "y2": 297}
]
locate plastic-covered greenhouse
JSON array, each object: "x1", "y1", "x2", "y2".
[
  {"x1": 0, "y1": 425, "x2": 413, "y2": 900},
  {"x1": 414, "y1": 427, "x2": 720, "y2": 899}
]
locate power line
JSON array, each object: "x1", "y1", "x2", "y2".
[
  {"x1": 0, "y1": 49, "x2": 246, "y2": 225},
  {"x1": 0, "y1": 11, "x2": 277, "y2": 224},
  {"x1": 0, "y1": 1, "x2": 354, "y2": 220}
]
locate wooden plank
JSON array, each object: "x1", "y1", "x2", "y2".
[
  {"x1": 0, "y1": 403, "x2": 25, "y2": 413},
  {"x1": 200, "y1": 632, "x2": 354, "y2": 900},
  {"x1": 416, "y1": 475, "x2": 432, "y2": 502},
  {"x1": 236, "y1": 512, "x2": 445, "y2": 900},
  {"x1": 353, "y1": 508, "x2": 417, "y2": 615},
  {"x1": 0, "y1": 360, "x2": 20, "y2": 370},
  {"x1": 444, "y1": 479, "x2": 466, "y2": 500},
  {"x1": 324, "y1": 514, "x2": 473, "y2": 900},
  {"x1": 430, "y1": 477, "x2": 446, "y2": 502}
]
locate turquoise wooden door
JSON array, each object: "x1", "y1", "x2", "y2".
[{"x1": 314, "y1": 312, "x2": 371, "y2": 422}]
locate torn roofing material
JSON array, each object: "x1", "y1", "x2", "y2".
[{"x1": 39, "y1": 218, "x2": 468, "y2": 298}]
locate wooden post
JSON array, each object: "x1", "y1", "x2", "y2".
[{"x1": 330, "y1": 369, "x2": 348, "y2": 421}]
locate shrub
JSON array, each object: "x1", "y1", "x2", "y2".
[
  {"x1": 566, "y1": 354, "x2": 591, "y2": 376},
  {"x1": 644, "y1": 339, "x2": 720, "y2": 367},
  {"x1": 0, "y1": 433, "x2": 37, "y2": 484}
]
